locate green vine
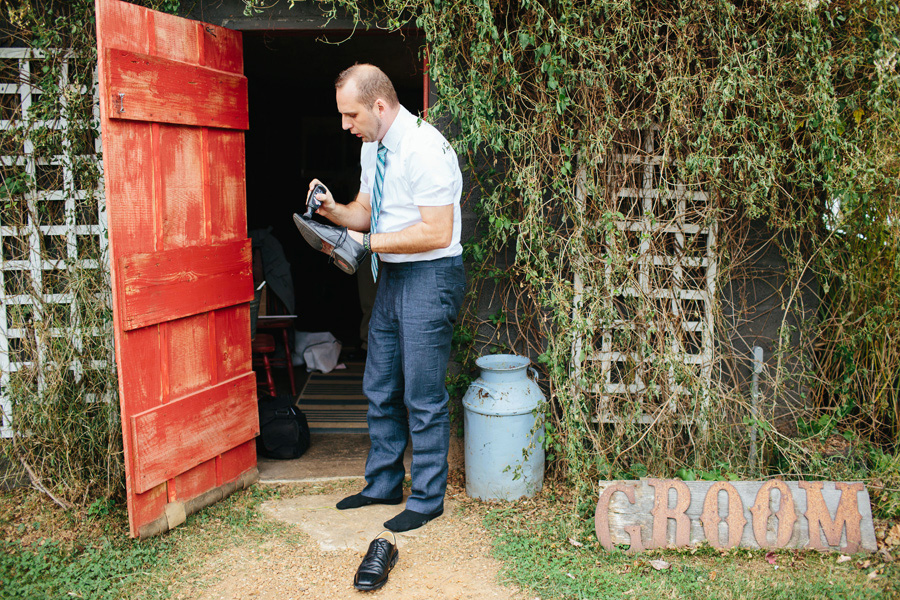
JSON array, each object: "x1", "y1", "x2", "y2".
[
  {"x1": 0, "y1": 0, "x2": 182, "y2": 505},
  {"x1": 1, "y1": 0, "x2": 898, "y2": 516},
  {"x1": 275, "y1": 0, "x2": 900, "y2": 506}
]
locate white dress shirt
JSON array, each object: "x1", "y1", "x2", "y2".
[{"x1": 359, "y1": 106, "x2": 463, "y2": 263}]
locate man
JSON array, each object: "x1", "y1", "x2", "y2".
[{"x1": 307, "y1": 63, "x2": 465, "y2": 533}]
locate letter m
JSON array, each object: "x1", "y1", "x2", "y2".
[{"x1": 799, "y1": 482, "x2": 865, "y2": 553}]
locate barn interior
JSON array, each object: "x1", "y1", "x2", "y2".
[{"x1": 242, "y1": 30, "x2": 424, "y2": 471}]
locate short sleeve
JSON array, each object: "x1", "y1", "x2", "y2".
[
  {"x1": 407, "y1": 136, "x2": 461, "y2": 207},
  {"x1": 359, "y1": 142, "x2": 376, "y2": 195}
]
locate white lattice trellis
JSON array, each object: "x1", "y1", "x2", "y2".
[
  {"x1": 0, "y1": 48, "x2": 106, "y2": 438},
  {"x1": 573, "y1": 130, "x2": 717, "y2": 425}
]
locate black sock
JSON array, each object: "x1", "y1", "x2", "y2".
[
  {"x1": 383, "y1": 508, "x2": 444, "y2": 532},
  {"x1": 336, "y1": 492, "x2": 403, "y2": 510}
]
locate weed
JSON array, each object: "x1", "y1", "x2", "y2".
[
  {"x1": 870, "y1": 448, "x2": 900, "y2": 520},
  {"x1": 0, "y1": 485, "x2": 284, "y2": 600},
  {"x1": 0, "y1": 536, "x2": 173, "y2": 600},
  {"x1": 485, "y1": 501, "x2": 887, "y2": 600}
]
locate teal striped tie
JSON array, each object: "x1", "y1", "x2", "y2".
[{"x1": 371, "y1": 142, "x2": 387, "y2": 281}]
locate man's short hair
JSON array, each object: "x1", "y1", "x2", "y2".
[{"x1": 335, "y1": 63, "x2": 399, "y2": 109}]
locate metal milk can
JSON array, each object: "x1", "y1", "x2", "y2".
[{"x1": 461, "y1": 354, "x2": 545, "y2": 501}]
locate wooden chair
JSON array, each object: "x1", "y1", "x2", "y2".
[
  {"x1": 251, "y1": 333, "x2": 277, "y2": 397},
  {"x1": 255, "y1": 291, "x2": 297, "y2": 397},
  {"x1": 250, "y1": 244, "x2": 297, "y2": 396}
]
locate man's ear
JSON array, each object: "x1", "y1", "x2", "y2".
[{"x1": 373, "y1": 98, "x2": 386, "y2": 117}]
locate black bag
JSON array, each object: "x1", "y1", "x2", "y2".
[{"x1": 256, "y1": 394, "x2": 311, "y2": 459}]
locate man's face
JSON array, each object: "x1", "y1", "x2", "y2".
[{"x1": 336, "y1": 81, "x2": 384, "y2": 143}]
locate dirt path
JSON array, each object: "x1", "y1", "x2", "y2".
[{"x1": 170, "y1": 489, "x2": 528, "y2": 600}]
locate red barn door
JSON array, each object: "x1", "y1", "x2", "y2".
[{"x1": 95, "y1": 0, "x2": 259, "y2": 538}]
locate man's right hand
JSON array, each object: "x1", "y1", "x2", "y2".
[
  {"x1": 306, "y1": 186, "x2": 372, "y2": 233},
  {"x1": 308, "y1": 179, "x2": 336, "y2": 216}
]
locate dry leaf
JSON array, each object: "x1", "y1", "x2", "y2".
[
  {"x1": 859, "y1": 559, "x2": 873, "y2": 569},
  {"x1": 709, "y1": 570, "x2": 717, "y2": 581},
  {"x1": 868, "y1": 571, "x2": 879, "y2": 581},
  {"x1": 567, "y1": 573, "x2": 576, "y2": 580},
  {"x1": 649, "y1": 559, "x2": 671, "y2": 571},
  {"x1": 837, "y1": 555, "x2": 852, "y2": 564},
  {"x1": 765, "y1": 551, "x2": 777, "y2": 565},
  {"x1": 885, "y1": 524, "x2": 900, "y2": 547},
  {"x1": 568, "y1": 537, "x2": 584, "y2": 548}
]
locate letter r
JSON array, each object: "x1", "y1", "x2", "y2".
[{"x1": 648, "y1": 479, "x2": 691, "y2": 548}]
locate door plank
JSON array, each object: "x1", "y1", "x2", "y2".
[
  {"x1": 151, "y1": 9, "x2": 200, "y2": 63},
  {"x1": 119, "y1": 239, "x2": 253, "y2": 330},
  {"x1": 202, "y1": 25, "x2": 244, "y2": 73},
  {"x1": 207, "y1": 129, "x2": 247, "y2": 244},
  {"x1": 130, "y1": 372, "x2": 258, "y2": 494},
  {"x1": 167, "y1": 313, "x2": 214, "y2": 399},
  {"x1": 214, "y1": 305, "x2": 252, "y2": 381},
  {"x1": 104, "y1": 48, "x2": 249, "y2": 130},
  {"x1": 173, "y1": 460, "x2": 218, "y2": 502},
  {"x1": 159, "y1": 124, "x2": 205, "y2": 248},
  {"x1": 103, "y1": 122, "x2": 156, "y2": 254},
  {"x1": 118, "y1": 328, "x2": 163, "y2": 415},
  {"x1": 218, "y1": 440, "x2": 257, "y2": 485},
  {"x1": 130, "y1": 482, "x2": 168, "y2": 535},
  {"x1": 96, "y1": 0, "x2": 149, "y2": 56}
]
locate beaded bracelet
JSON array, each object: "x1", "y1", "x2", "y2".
[{"x1": 363, "y1": 233, "x2": 371, "y2": 252}]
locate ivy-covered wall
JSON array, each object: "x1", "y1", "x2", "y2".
[
  {"x1": 1, "y1": 0, "x2": 899, "y2": 517},
  {"x1": 239, "y1": 0, "x2": 899, "y2": 510}
]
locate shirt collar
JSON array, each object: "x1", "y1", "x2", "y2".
[{"x1": 380, "y1": 105, "x2": 415, "y2": 153}]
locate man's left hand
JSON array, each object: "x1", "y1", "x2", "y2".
[{"x1": 318, "y1": 230, "x2": 363, "y2": 256}]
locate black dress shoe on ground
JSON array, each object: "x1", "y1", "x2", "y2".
[
  {"x1": 292, "y1": 213, "x2": 367, "y2": 275},
  {"x1": 354, "y1": 531, "x2": 399, "y2": 592}
]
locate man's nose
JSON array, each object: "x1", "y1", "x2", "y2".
[{"x1": 341, "y1": 117, "x2": 351, "y2": 130}]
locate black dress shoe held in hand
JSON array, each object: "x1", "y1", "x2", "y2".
[
  {"x1": 354, "y1": 531, "x2": 399, "y2": 592},
  {"x1": 292, "y1": 213, "x2": 367, "y2": 275}
]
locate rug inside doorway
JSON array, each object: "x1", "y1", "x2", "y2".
[{"x1": 297, "y1": 361, "x2": 368, "y2": 433}]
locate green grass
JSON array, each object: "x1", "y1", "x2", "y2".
[
  {"x1": 0, "y1": 536, "x2": 172, "y2": 600},
  {"x1": 3, "y1": 482, "x2": 897, "y2": 600},
  {"x1": 485, "y1": 503, "x2": 898, "y2": 600},
  {"x1": 0, "y1": 485, "x2": 284, "y2": 600}
]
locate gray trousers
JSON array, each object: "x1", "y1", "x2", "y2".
[{"x1": 361, "y1": 255, "x2": 465, "y2": 514}]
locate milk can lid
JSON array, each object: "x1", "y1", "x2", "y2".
[{"x1": 475, "y1": 354, "x2": 530, "y2": 372}]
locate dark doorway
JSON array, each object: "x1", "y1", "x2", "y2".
[{"x1": 243, "y1": 31, "x2": 425, "y2": 346}]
